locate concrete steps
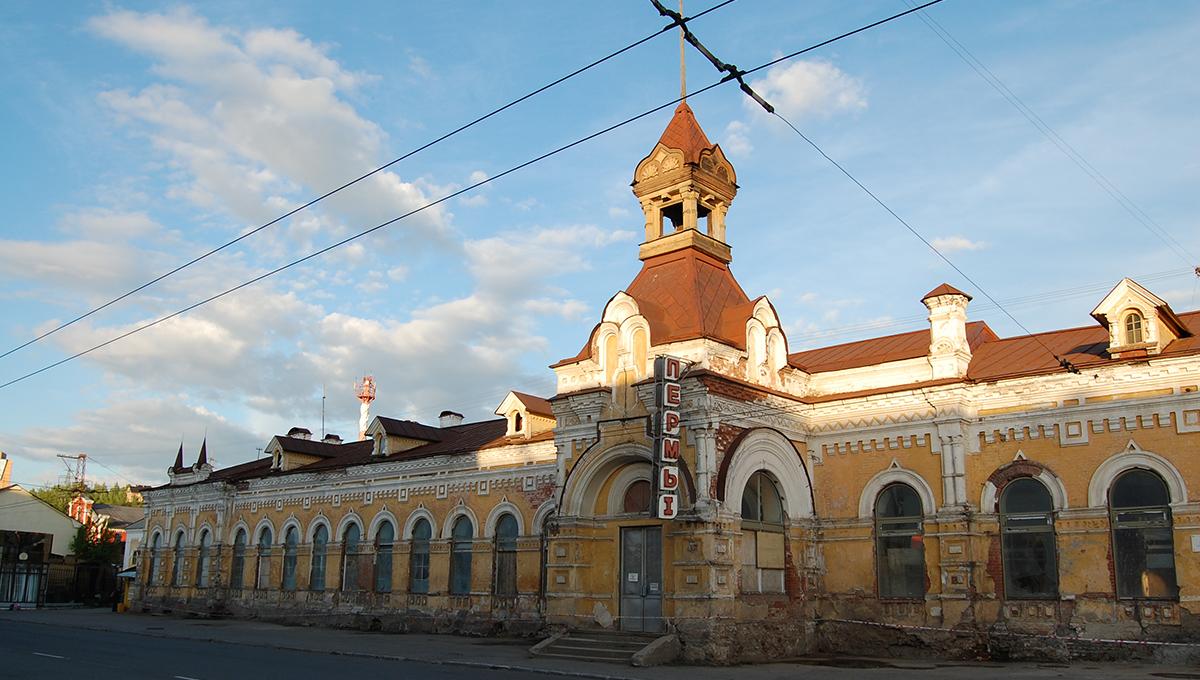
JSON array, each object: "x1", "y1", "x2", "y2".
[{"x1": 530, "y1": 629, "x2": 661, "y2": 664}]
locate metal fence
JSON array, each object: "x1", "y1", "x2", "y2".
[
  {"x1": 0, "y1": 562, "x2": 117, "y2": 607},
  {"x1": 0, "y1": 563, "x2": 48, "y2": 606}
]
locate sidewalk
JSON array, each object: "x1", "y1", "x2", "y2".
[{"x1": 0, "y1": 607, "x2": 1182, "y2": 679}]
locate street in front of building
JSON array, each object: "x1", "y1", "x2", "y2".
[{"x1": 0, "y1": 609, "x2": 1193, "y2": 680}]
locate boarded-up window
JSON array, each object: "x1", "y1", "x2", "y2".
[{"x1": 741, "y1": 471, "x2": 786, "y2": 593}]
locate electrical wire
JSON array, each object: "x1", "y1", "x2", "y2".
[
  {"x1": 904, "y1": 0, "x2": 1198, "y2": 268},
  {"x1": 771, "y1": 110, "x2": 1078, "y2": 372},
  {"x1": 0, "y1": 0, "x2": 736, "y2": 363},
  {"x1": 0, "y1": 1, "x2": 940, "y2": 392}
]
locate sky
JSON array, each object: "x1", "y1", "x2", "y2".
[{"x1": 1, "y1": 1, "x2": 1198, "y2": 489}]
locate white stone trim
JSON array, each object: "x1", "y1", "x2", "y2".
[
  {"x1": 306, "y1": 515, "x2": 332, "y2": 543},
  {"x1": 279, "y1": 517, "x2": 303, "y2": 543},
  {"x1": 483, "y1": 501, "x2": 525, "y2": 538},
  {"x1": 605, "y1": 463, "x2": 654, "y2": 516},
  {"x1": 561, "y1": 442, "x2": 653, "y2": 517},
  {"x1": 1087, "y1": 445, "x2": 1188, "y2": 508},
  {"x1": 442, "y1": 504, "x2": 479, "y2": 539},
  {"x1": 402, "y1": 507, "x2": 436, "y2": 540},
  {"x1": 252, "y1": 517, "x2": 276, "y2": 545},
  {"x1": 858, "y1": 467, "x2": 937, "y2": 519},
  {"x1": 367, "y1": 509, "x2": 399, "y2": 541},
  {"x1": 531, "y1": 500, "x2": 556, "y2": 532},
  {"x1": 335, "y1": 512, "x2": 363, "y2": 542},
  {"x1": 227, "y1": 520, "x2": 249, "y2": 545},
  {"x1": 195, "y1": 522, "x2": 216, "y2": 546},
  {"x1": 723, "y1": 428, "x2": 813, "y2": 520},
  {"x1": 980, "y1": 469, "x2": 1069, "y2": 513}
]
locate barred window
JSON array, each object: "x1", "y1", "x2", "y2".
[
  {"x1": 1000, "y1": 478, "x2": 1058, "y2": 599},
  {"x1": 171, "y1": 532, "x2": 185, "y2": 586},
  {"x1": 282, "y1": 527, "x2": 299, "y2": 591},
  {"x1": 409, "y1": 518, "x2": 431, "y2": 594},
  {"x1": 875, "y1": 483, "x2": 925, "y2": 599},
  {"x1": 255, "y1": 527, "x2": 273, "y2": 590},
  {"x1": 195, "y1": 529, "x2": 212, "y2": 588},
  {"x1": 229, "y1": 529, "x2": 246, "y2": 589},
  {"x1": 1111, "y1": 469, "x2": 1178, "y2": 599},
  {"x1": 374, "y1": 520, "x2": 394, "y2": 593},
  {"x1": 450, "y1": 516, "x2": 473, "y2": 596},
  {"x1": 342, "y1": 523, "x2": 362, "y2": 591},
  {"x1": 309, "y1": 525, "x2": 328, "y2": 592}
]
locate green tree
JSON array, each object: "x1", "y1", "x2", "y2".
[
  {"x1": 30, "y1": 483, "x2": 144, "y2": 514},
  {"x1": 70, "y1": 524, "x2": 123, "y2": 565}
]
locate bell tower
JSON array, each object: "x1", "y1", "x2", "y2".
[{"x1": 632, "y1": 102, "x2": 738, "y2": 263}]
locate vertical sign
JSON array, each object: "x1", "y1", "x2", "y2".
[{"x1": 653, "y1": 356, "x2": 684, "y2": 520}]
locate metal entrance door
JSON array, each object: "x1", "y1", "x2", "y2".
[{"x1": 619, "y1": 526, "x2": 663, "y2": 633}]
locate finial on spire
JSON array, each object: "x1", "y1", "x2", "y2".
[{"x1": 679, "y1": 0, "x2": 687, "y2": 102}]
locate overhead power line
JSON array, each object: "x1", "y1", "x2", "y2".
[
  {"x1": 0, "y1": 1, "x2": 942, "y2": 392},
  {"x1": 904, "y1": 0, "x2": 1198, "y2": 269},
  {"x1": 0, "y1": 0, "x2": 736, "y2": 364},
  {"x1": 664, "y1": 0, "x2": 1080, "y2": 374}
]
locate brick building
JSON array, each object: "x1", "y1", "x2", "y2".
[{"x1": 134, "y1": 102, "x2": 1200, "y2": 662}]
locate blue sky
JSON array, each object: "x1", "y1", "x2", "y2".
[{"x1": 1, "y1": 1, "x2": 1197, "y2": 488}]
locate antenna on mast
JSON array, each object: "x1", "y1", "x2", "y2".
[
  {"x1": 56, "y1": 453, "x2": 87, "y2": 494},
  {"x1": 679, "y1": 0, "x2": 687, "y2": 102},
  {"x1": 321, "y1": 384, "x2": 326, "y2": 438}
]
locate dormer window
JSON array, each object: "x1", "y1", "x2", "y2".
[
  {"x1": 1124, "y1": 311, "x2": 1144, "y2": 345},
  {"x1": 512, "y1": 412, "x2": 523, "y2": 434},
  {"x1": 373, "y1": 431, "x2": 384, "y2": 457}
]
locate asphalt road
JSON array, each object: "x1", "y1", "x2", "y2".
[{"x1": 0, "y1": 618, "x2": 548, "y2": 680}]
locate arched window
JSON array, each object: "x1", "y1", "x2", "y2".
[
  {"x1": 148, "y1": 533, "x2": 162, "y2": 585},
  {"x1": 1110, "y1": 469, "x2": 1178, "y2": 599},
  {"x1": 282, "y1": 526, "x2": 299, "y2": 591},
  {"x1": 229, "y1": 529, "x2": 246, "y2": 590},
  {"x1": 255, "y1": 527, "x2": 273, "y2": 589},
  {"x1": 374, "y1": 520, "x2": 395, "y2": 593},
  {"x1": 740, "y1": 471, "x2": 786, "y2": 593},
  {"x1": 494, "y1": 514, "x2": 519, "y2": 597},
  {"x1": 196, "y1": 529, "x2": 212, "y2": 588},
  {"x1": 875, "y1": 483, "x2": 925, "y2": 599},
  {"x1": 1124, "y1": 311, "x2": 1144, "y2": 345},
  {"x1": 409, "y1": 518, "x2": 432, "y2": 594},
  {"x1": 171, "y1": 532, "x2": 185, "y2": 586},
  {"x1": 310, "y1": 525, "x2": 328, "y2": 592},
  {"x1": 513, "y1": 412, "x2": 524, "y2": 434},
  {"x1": 1000, "y1": 478, "x2": 1058, "y2": 599},
  {"x1": 622, "y1": 480, "x2": 652, "y2": 514},
  {"x1": 341, "y1": 523, "x2": 362, "y2": 591},
  {"x1": 450, "y1": 516, "x2": 474, "y2": 596}
]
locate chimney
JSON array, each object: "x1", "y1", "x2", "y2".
[
  {"x1": 322, "y1": 433, "x2": 343, "y2": 445},
  {"x1": 439, "y1": 410, "x2": 464, "y2": 428},
  {"x1": 287, "y1": 427, "x2": 312, "y2": 440},
  {"x1": 922, "y1": 283, "x2": 973, "y2": 379},
  {"x1": 0, "y1": 452, "x2": 11, "y2": 489}
]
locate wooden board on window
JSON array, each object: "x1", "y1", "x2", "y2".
[{"x1": 756, "y1": 531, "x2": 785, "y2": 569}]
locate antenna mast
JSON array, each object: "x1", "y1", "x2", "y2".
[{"x1": 57, "y1": 453, "x2": 87, "y2": 494}]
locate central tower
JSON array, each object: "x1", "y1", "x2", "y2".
[{"x1": 632, "y1": 102, "x2": 738, "y2": 263}]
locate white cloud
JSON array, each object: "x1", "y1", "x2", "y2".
[
  {"x1": 723, "y1": 120, "x2": 753, "y2": 156},
  {"x1": 748, "y1": 59, "x2": 867, "y2": 119},
  {"x1": 89, "y1": 7, "x2": 450, "y2": 254},
  {"x1": 386, "y1": 266, "x2": 410, "y2": 282},
  {"x1": 930, "y1": 235, "x2": 988, "y2": 253}
]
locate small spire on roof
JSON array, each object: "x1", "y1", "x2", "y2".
[
  {"x1": 922, "y1": 283, "x2": 972, "y2": 303},
  {"x1": 196, "y1": 438, "x2": 208, "y2": 468},
  {"x1": 173, "y1": 443, "x2": 184, "y2": 471}
]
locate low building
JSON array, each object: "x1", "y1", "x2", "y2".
[
  {"x1": 0, "y1": 453, "x2": 83, "y2": 606},
  {"x1": 134, "y1": 103, "x2": 1200, "y2": 662}
]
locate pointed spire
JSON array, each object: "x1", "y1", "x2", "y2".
[
  {"x1": 196, "y1": 438, "x2": 208, "y2": 468},
  {"x1": 656, "y1": 102, "x2": 713, "y2": 165},
  {"x1": 173, "y1": 443, "x2": 184, "y2": 471}
]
